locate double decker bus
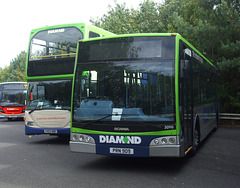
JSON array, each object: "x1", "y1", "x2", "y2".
[
  {"x1": 70, "y1": 33, "x2": 219, "y2": 157},
  {"x1": 25, "y1": 23, "x2": 114, "y2": 136},
  {"x1": 0, "y1": 82, "x2": 27, "y2": 120}
]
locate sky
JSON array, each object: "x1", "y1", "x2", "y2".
[{"x1": 0, "y1": 0, "x2": 163, "y2": 69}]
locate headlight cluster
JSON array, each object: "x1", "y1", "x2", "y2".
[
  {"x1": 26, "y1": 121, "x2": 34, "y2": 126},
  {"x1": 71, "y1": 133, "x2": 95, "y2": 144},
  {"x1": 151, "y1": 136, "x2": 177, "y2": 146}
]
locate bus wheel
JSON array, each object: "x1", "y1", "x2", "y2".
[{"x1": 190, "y1": 128, "x2": 200, "y2": 157}]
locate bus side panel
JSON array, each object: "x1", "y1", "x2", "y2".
[{"x1": 195, "y1": 103, "x2": 218, "y2": 142}]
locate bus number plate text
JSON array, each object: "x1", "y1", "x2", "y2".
[
  {"x1": 110, "y1": 147, "x2": 134, "y2": 155},
  {"x1": 44, "y1": 130, "x2": 58, "y2": 134}
]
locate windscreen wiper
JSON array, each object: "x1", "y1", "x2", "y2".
[
  {"x1": 29, "y1": 106, "x2": 71, "y2": 114},
  {"x1": 94, "y1": 114, "x2": 113, "y2": 122},
  {"x1": 28, "y1": 107, "x2": 41, "y2": 114},
  {"x1": 28, "y1": 104, "x2": 50, "y2": 114}
]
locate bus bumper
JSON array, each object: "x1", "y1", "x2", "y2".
[
  {"x1": 149, "y1": 145, "x2": 182, "y2": 157},
  {"x1": 25, "y1": 125, "x2": 70, "y2": 135},
  {"x1": 70, "y1": 141, "x2": 96, "y2": 154},
  {"x1": 0, "y1": 113, "x2": 25, "y2": 118},
  {"x1": 70, "y1": 141, "x2": 184, "y2": 157}
]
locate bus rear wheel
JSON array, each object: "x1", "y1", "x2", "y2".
[{"x1": 189, "y1": 128, "x2": 200, "y2": 157}]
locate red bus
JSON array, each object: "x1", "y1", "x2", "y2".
[{"x1": 0, "y1": 82, "x2": 27, "y2": 120}]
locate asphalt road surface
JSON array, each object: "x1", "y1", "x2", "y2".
[{"x1": 0, "y1": 118, "x2": 240, "y2": 188}]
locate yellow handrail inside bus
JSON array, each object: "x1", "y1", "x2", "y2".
[{"x1": 30, "y1": 53, "x2": 76, "y2": 61}]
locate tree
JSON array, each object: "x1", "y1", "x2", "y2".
[
  {"x1": 91, "y1": 0, "x2": 162, "y2": 33},
  {"x1": 0, "y1": 51, "x2": 27, "y2": 82},
  {"x1": 90, "y1": 2, "x2": 137, "y2": 34},
  {"x1": 0, "y1": 66, "x2": 10, "y2": 83},
  {"x1": 214, "y1": 1, "x2": 240, "y2": 112}
]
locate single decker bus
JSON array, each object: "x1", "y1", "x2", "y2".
[
  {"x1": 0, "y1": 82, "x2": 27, "y2": 120},
  {"x1": 25, "y1": 23, "x2": 114, "y2": 136},
  {"x1": 70, "y1": 33, "x2": 219, "y2": 157}
]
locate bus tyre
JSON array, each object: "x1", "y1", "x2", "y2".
[{"x1": 190, "y1": 128, "x2": 200, "y2": 157}]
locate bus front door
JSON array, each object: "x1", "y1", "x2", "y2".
[{"x1": 180, "y1": 59, "x2": 194, "y2": 152}]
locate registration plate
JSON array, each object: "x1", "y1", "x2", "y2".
[
  {"x1": 44, "y1": 129, "x2": 58, "y2": 134},
  {"x1": 110, "y1": 147, "x2": 134, "y2": 155}
]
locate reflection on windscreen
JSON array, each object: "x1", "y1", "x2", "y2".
[
  {"x1": 30, "y1": 27, "x2": 83, "y2": 61},
  {"x1": 27, "y1": 80, "x2": 72, "y2": 110},
  {"x1": 74, "y1": 61, "x2": 175, "y2": 122}
]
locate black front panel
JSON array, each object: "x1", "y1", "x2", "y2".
[{"x1": 27, "y1": 57, "x2": 75, "y2": 76}]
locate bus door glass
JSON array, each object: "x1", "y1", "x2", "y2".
[{"x1": 180, "y1": 45, "x2": 194, "y2": 149}]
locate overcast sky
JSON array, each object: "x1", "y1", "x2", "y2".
[{"x1": 0, "y1": 0, "x2": 162, "y2": 69}]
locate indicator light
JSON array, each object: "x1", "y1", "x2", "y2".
[{"x1": 169, "y1": 137, "x2": 175, "y2": 144}]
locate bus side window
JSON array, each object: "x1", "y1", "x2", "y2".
[{"x1": 89, "y1": 31, "x2": 100, "y2": 39}]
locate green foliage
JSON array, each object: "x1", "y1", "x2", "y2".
[
  {"x1": 0, "y1": 51, "x2": 27, "y2": 82},
  {"x1": 217, "y1": 58, "x2": 240, "y2": 112},
  {"x1": 90, "y1": 2, "x2": 137, "y2": 34},
  {"x1": 91, "y1": 0, "x2": 162, "y2": 33}
]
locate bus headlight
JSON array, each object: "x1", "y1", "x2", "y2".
[
  {"x1": 27, "y1": 121, "x2": 34, "y2": 126},
  {"x1": 72, "y1": 134, "x2": 79, "y2": 141},
  {"x1": 71, "y1": 133, "x2": 95, "y2": 144},
  {"x1": 79, "y1": 135, "x2": 84, "y2": 141},
  {"x1": 161, "y1": 138, "x2": 168, "y2": 144},
  {"x1": 153, "y1": 139, "x2": 160, "y2": 145},
  {"x1": 150, "y1": 136, "x2": 178, "y2": 146},
  {"x1": 85, "y1": 136, "x2": 91, "y2": 143}
]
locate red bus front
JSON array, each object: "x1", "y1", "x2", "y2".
[{"x1": 0, "y1": 82, "x2": 27, "y2": 120}]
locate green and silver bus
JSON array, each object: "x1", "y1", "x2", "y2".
[
  {"x1": 25, "y1": 23, "x2": 114, "y2": 136},
  {"x1": 70, "y1": 33, "x2": 219, "y2": 157}
]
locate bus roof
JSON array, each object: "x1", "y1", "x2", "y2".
[
  {"x1": 78, "y1": 33, "x2": 175, "y2": 42},
  {"x1": 29, "y1": 23, "x2": 115, "y2": 37},
  {"x1": 30, "y1": 23, "x2": 88, "y2": 33}
]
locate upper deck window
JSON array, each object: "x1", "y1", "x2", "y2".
[{"x1": 30, "y1": 27, "x2": 83, "y2": 61}]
